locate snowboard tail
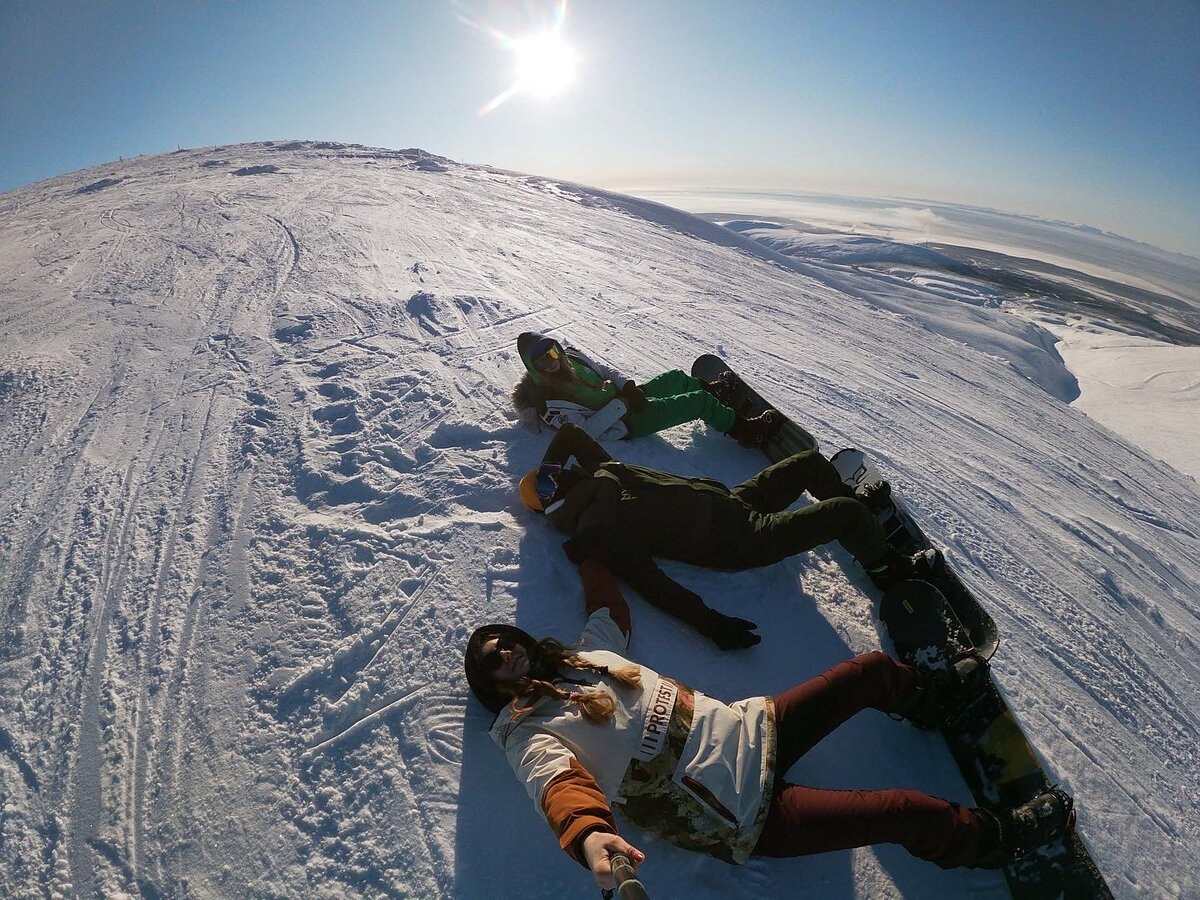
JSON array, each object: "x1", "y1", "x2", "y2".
[
  {"x1": 690, "y1": 354, "x2": 818, "y2": 457},
  {"x1": 880, "y1": 568, "x2": 1109, "y2": 897}
]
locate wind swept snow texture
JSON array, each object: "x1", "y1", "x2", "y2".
[{"x1": 0, "y1": 142, "x2": 1197, "y2": 899}]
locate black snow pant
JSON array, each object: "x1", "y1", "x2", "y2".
[
  {"x1": 753, "y1": 652, "x2": 986, "y2": 868},
  {"x1": 707, "y1": 451, "x2": 892, "y2": 570}
]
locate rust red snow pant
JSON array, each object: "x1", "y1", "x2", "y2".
[{"x1": 752, "y1": 652, "x2": 986, "y2": 868}]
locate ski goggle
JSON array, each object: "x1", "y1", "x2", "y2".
[
  {"x1": 536, "y1": 464, "x2": 562, "y2": 505},
  {"x1": 479, "y1": 633, "x2": 519, "y2": 673},
  {"x1": 533, "y1": 345, "x2": 561, "y2": 372}
]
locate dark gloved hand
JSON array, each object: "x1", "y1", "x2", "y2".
[
  {"x1": 702, "y1": 610, "x2": 761, "y2": 650},
  {"x1": 618, "y1": 381, "x2": 649, "y2": 413},
  {"x1": 562, "y1": 537, "x2": 612, "y2": 567}
]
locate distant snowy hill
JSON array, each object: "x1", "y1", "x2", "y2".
[
  {"x1": 635, "y1": 188, "x2": 1200, "y2": 310},
  {"x1": 712, "y1": 216, "x2": 1200, "y2": 478},
  {"x1": 1, "y1": 141, "x2": 1197, "y2": 899}
]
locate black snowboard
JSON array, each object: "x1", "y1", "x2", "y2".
[
  {"x1": 690, "y1": 354, "x2": 818, "y2": 457},
  {"x1": 688, "y1": 360, "x2": 1110, "y2": 896},
  {"x1": 881, "y1": 580, "x2": 1110, "y2": 899},
  {"x1": 831, "y1": 447, "x2": 999, "y2": 659}
]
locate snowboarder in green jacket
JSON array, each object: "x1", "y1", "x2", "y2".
[
  {"x1": 513, "y1": 330, "x2": 779, "y2": 446},
  {"x1": 517, "y1": 424, "x2": 939, "y2": 649}
]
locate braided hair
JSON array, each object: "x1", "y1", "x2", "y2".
[{"x1": 510, "y1": 638, "x2": 641, "y2": 723}]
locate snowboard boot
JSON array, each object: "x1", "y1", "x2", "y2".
[
  {"x1": 867, "y1": 548, "x2": 944, "y2": 589},
  {"x1": 894, "y1": 653, "x2": 986, "y2": 730},
  {"x1": 971, "y1": 788, "x2": 1076, "y2": 868},
  {"x1": 855, "y1": 480, "x2": 893, "y2": 513},
  {"x1": 726, "y1": 409, "x2": 782, "y2": 448},
  {"x1": 702, "y1": 371, "x2": 739, "y2": 409}
]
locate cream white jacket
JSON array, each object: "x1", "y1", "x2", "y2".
[{"x1": 490, "y1": 607, "x2": 777, "y2": 865}]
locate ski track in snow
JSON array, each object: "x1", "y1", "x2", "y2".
[{"x1": 0, "y1": 142, "x2": 1197, "y2": 899}]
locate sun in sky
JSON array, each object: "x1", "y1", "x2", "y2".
[
  {"x1": 512, "y1": 30, "x2": 578, "y2": 99},
  {"x1": 457, "y1": 0, "x2": 579, "y2": 115}
]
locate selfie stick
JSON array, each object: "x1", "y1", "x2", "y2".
[{"x1": 599, "y1": 852, "x2": 649, "y2": 900}]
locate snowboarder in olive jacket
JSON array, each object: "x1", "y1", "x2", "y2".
[{"x1": 517, "y1": 424, "x2": 939, "y2": 649}]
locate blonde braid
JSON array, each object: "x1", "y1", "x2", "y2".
[
  {"x1": 561, "y1": 654, "x2": 642, "y2": 689},
  {"x1": 511, "y1": 678, "x2": 616, "y2": 723},
  {"x1": 507, "y1": 652, "x2": 642, "y2": 724}
]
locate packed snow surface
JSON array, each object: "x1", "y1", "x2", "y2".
[{"x1": 0, "y1": 142, "x2": 1197, "y2": 899}]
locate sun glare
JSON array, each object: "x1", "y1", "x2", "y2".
[
  {"x1": 514, "y1": 32, "x2": 577, "y2": 99},
  {"x1": 462, "y1": 0, "x2": 579, "y2": 115}
]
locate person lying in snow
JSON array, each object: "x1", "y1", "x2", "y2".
[
  {"x1": 511, "y1": 330, "x2": 780, "y2": 446},
  {"x1": 464, "y1": 555, "x2": 1076, "y2": 892},
  {"x1": 517, "y1": 423, "x2": 939, "y2": 649}
]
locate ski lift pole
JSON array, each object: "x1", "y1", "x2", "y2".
[{"x1": 600, "y1": 852, "x2": 649, "y2": 900}]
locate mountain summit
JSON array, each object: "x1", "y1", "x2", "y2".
[{"x1": 0, "y1": 141, "x2": 1196, "y2": 898}]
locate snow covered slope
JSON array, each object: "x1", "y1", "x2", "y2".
[
  {"x1": 1, "y1": 142, "x2": 1197, "y2": 899},
  {"x1": 1042, "y1": 322, "x2": 1200, "y2": 480}
]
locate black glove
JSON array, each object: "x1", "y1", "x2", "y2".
[
  {"x1": 618, "y1": 381, "x2": 649, "y2": 413},
  {"x1": 701, "y1": 610, "x2": 761, "y2": 650}
]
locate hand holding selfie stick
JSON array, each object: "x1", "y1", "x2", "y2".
[{"x1": 600, "y1": 852, "x2": 649, "y2": 900}]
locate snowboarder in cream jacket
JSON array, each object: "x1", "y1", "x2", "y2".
[
  {"x1": 512, "y1": 330, "x2": 779, "y2": 446},
  {"x1": 464, "y1": 552, "x2": 1075, "y2": 892}
]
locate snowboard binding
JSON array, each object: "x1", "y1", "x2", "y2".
[
  {"x1": 895, "y1": 650, "x2": 989, "y2": 730},
  {"x1": 974, "y1": 787, "x2": 1077, "y2": 868}
]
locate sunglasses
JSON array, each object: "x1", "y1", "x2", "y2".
[
  {"x1": 533, "y1": 345, "x2": 561, "y2": 372},
  {"x1": 479, "y1": 633, "x2": 519, "y2": 674}
]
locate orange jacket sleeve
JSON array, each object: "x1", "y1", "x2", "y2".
[
  {"x1": 540, "y1": 758, "x2": 618, "y2": 866},
  {"x1": 579, "y1": 559, "x2": 631, "y2": 637}
]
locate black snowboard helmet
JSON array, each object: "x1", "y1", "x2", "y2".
[
  {"x1": 517, "y1": 331, "x2": 565, "y2": 377},
  {"x1": 464, "y1": 624, "x2": 541, "y2": 713}
]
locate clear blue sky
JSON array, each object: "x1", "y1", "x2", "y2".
[{"x1": 2, "y1": 1, "x2": 1197, "y2": 255}]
